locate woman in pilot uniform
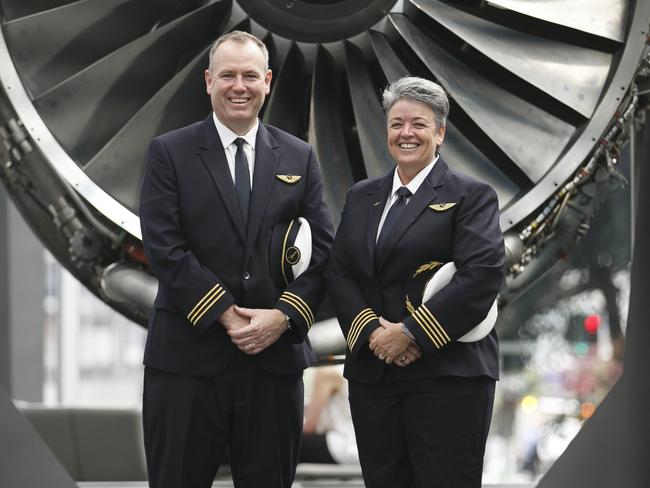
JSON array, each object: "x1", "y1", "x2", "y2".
[{"x1": 325, "y1": 77, "x2": 505, "y2": 488}]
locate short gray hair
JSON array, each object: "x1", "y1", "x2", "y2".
[
  {"x1": 382, "y1": 77, "x2": 450, "y2": 129},
  {"x1": 208, "y1": 30, "x2": 269, "y2": 72}
]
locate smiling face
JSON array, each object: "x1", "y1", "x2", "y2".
[
  {"x1": 386, "y1": 99, "x2": 445, "y2": 182},
  {"x1": 205, "y1": 39, "x2": 272, "y2": 135}
]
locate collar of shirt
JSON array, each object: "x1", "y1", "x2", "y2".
[
  {"x1": 212, "y1": 113, "x2": 258, "y2": 186},
  {"x1": 388, "y1": 155, "x2": 439, "y2": 204},
  {"x1": 376, "y1": 155, "x2": 440, "y2": 243},
  {"x1": 212, "y1": 112, "x2": 259, "y2": 150}
]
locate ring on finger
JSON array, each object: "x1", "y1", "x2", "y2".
[
  {"x1": 401, "y1": 355, "x2": 407, "y2": 361},
  {"x1": 378, "y1": 354, "x2": 385, "y2": 360}
]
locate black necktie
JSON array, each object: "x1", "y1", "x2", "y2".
[
  {"x1": 234, "y1": 137, "x2": 251, "y2": 224},
  {"x1": 376, "y1": 186, "x2": 412, "y2": 264}
]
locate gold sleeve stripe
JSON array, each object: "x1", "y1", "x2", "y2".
[
  {"x1": 188, "y1": 284, "x2": 220, "y2": 320},
  {"x1": 349, "y1": 308, "x2": 373, "y2": 333},
  {"x1": 347, "y1": 309, "x2": 373, "y2": 347},
  {"x1": 415, "y1": 306, "x2": 449, "y2": 347},
  {"x1": 421, "y1": 305, "x2": 450, "y2": 342},
  {"x1": 348, "y1": 314, "x2": 378, "y2": 351},
  {"x1": 415, "y1": 308, "x2": 447, "y2": 346},
  {"x1": 188, "y1": 287, "x2": 223, "y2": 325},
  {"x1": 285, "y1": 291, "x2": 314, "y2": 323},
  {"x1": 350, "y1": 315, "x2": 377, "y2": 351},
  {"x1": 347, "y1": 310, "x2": 372, "y2": 349},
  {"x1": 283, "y1": 291, "x2": 314, "y2": 324},
  {"x1": 188, "y1": 284, "x2": 223, "y2": 323},
  {"x1": 280, "y1": 295, "x2": 313, "y2": 329},
  {"x1": 347, "y1": 309, "x2": 378, "y2": 351},
  {"x1": 412, "y1": 309, "x2": 443, "y2": 348},
  {"x1": 348, "y1": 308, "x2": 374, "y2": 342},
  {"x1": 279, "y1": 296, "x2": 309, "y2": 326},
  {"x1": 279, "y1": 294, "x2": 313, "y2": 328},
  {"x1": 191, "y1": 289, "x2": 226, "y2": 326}
]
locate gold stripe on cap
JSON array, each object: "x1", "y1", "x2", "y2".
[
  {"x1": 412, "y1": 308, "x2": 443, "y2": 348},
  {"x1": 280, "y1": 220, "x2": 296, "y2": 287},
  {"x1": 347, "y1": 308, "x2": 378, "y2": 351},
  {"x1": 188, "y1": 284, "x2": 222, "y2": 323},
  {"x1": 191, "y1": 289, "x2": 226, "y2": 325},
  {"x1": 421, "y1": 305, "x2": 450, "y2": 343}
]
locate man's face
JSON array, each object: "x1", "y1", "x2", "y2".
[
  {"x1": 386, "y1": 99, "x2": 445, "y2": 174},
  {"x1": 205, "y1": 40, "x2": 272, "y2": 135}
]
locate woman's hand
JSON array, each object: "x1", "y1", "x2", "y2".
[
  {"x1": 369, "y1": 317, "x2": 413, "y2": 364},
  {"x1": 393, "y1": 341, "x2": 422, "y2": 367}
]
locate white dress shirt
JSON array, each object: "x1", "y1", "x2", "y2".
[
  {"x1": 212, "y1": 112, "x2": 258, "y2": 189},
  {"x1": 376, "y1": 156, "x2": 439, "y2": 242}
]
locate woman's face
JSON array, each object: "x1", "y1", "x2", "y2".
[{"x1": 386, "y1": 99, "x2": 445, "y2": 174}]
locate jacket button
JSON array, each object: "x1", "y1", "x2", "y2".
[{"x1": 242, "y1": 271, "x2": 250, "y2": 280}]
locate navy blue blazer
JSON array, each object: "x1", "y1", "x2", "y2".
[
  {"x1": 140, "y1": 115, "x2": 334, "y2": 377},
  {"x1": 325, "y1": 158, "x2": 505, "y2": 383}
]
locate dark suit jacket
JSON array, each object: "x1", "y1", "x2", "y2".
[
  {"x1": 139, "y1": 115, "x2": 334, "y2": 377},
  {"x1": 325, "y1": 158, "x2": 505, "y2": 384}
]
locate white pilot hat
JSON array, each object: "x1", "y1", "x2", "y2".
[
  {"x1": 269, "y1": 217, "x2": 312, "y2": 288},
  {"x1": 404, "y1": 261, "x2": 498, "y2": 342}
]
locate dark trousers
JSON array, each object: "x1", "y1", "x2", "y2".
[
  {"x1": 349, "y1": 375, "x2": 495, "y2": 488},
  {"x1": 143, "y1": 355, "x2": 303, "y2": 488},
  {"x1": 300, "y1": 433, "x2": 337, "y2": 464}
]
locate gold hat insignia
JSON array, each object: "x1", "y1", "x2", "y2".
[
  {"x1": 429, "y1": 202, "x2": 456, "y2": 212},
  {"x1": 285, "y1": 246, "x2": 301, "y2": 266},
  {"x1": 276, "y1": 174, "x2": 302, "y2": 184}
]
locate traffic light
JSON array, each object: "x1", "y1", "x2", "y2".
[
  {"x1": 565, "y1": 313, "x2": 601, "y2": 356},
  {"x1": 583, "y1": 314, "x2": 601, "y2": 335}
]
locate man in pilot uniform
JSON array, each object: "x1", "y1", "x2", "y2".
[{"x1": 139, "y1": 30, "x2": 333, "y2": 488}]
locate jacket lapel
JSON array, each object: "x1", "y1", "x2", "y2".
[
  {"x1": 365, "y1": 172, "x2": 393, "y2": 266},
  {"x1": 245, "y1": 124, "x2": 279, "y2": 260},
  {"x1": 197, "y1": 115, "x2": 246, "y2": 242},
  {"x1": 375, "y1": 158, "x2": 450, "y2": 271}
]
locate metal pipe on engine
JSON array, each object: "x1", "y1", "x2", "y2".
[{"x1": 100, "y1": 262, "x2": 158, "y2": 310}]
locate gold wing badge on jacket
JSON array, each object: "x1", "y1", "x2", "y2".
[
  {"x1": 276, "y1": 174, "x2": 302, "y2": 184},
  {"x1": 429, "y1": 202, "x2": 456, "y2": 212}
]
